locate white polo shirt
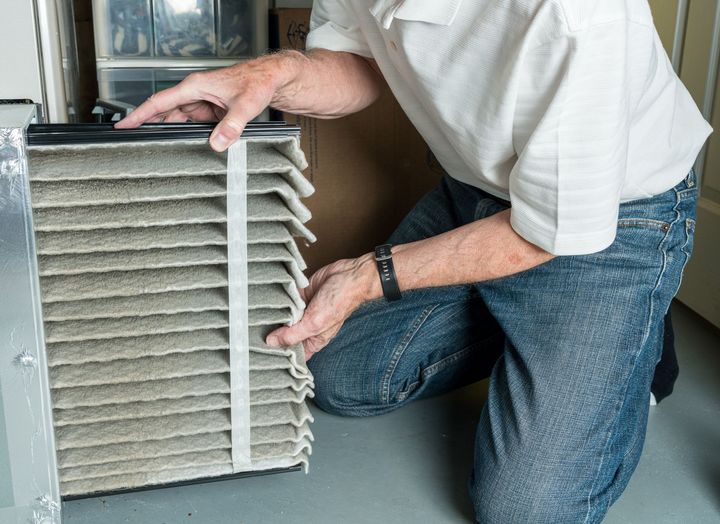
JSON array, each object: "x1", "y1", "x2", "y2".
[{"x1": 306, "y1": 0, "x2": 712, "y2": 255}]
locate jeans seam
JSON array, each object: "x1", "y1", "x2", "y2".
[
  {"x1": 381, "y1": 304, "x2": 439, "y2": 404},
  {"x1": 393, "y1": 339, "x2": 495, "y2": 402},
  {"x1": 423, "y1": 345, "x2": 476, "y2": 378},
  {"x1": 583, "y1": 188, "x2": 682, "y2": 523},
  {"x1": 394, "y1": 383, "x2": 419, "y2": 402},
  {"x1": 670, "y1": 218, "x2": 695, "y2": 301},
  {"x1": 395, "y1": 332, "x2": 505, "y2": 402},
  {"x1": 606, "y1": 421, "x2": 647, "y2": 504}
]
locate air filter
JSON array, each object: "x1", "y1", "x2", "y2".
[{"x1": 0, "y1": 107, "x2": 315, "y2": 521}]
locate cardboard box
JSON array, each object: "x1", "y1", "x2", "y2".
[{"x1": 270, "y1": 8, "x2": 442, "y2": 274}]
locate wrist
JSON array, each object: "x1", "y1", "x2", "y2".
[
  {"x1": 266, "y1": 50, "x2": 307, "y2": 107},
  {"x1": 353, "y1": 252, "x2": 384, "y2": 303}
]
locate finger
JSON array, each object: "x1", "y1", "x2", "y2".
[
  {"x1": 115, "y1": 83, "x2": 196, "y2": 129},
  {"x1": 303, "y1": 324, "x2": 342, "y2": 360},
  {"x1": 303, "y1": 335, "x2": 329, "y2": 358},
  {"x1": 302, "y1": 281, "x2": 318, "y2": 304},
  {"x1": 179, "y1": 102, "x2": 222, "y2": 123},
  {"x1": 298, "y1": 286, "x2": 308, "y2": 303},
  {"x1": 265, "y1": 315, "x2": 321, "y2": 348},
  {"x1": 164, "y1": 109, "x2": 190, "y2": 123},
  {"x1": 298, "y1": 280, "x2": 321, "y2": 304},
  {"x1": 179, "y1": 101, "x2": 206, "y2": 113},
  {"x1": 145, "y1": 113, "x2": 169, "y2": 123},
  {"x1": 302, "y1": 266, "x2": 332, "y2": 304},
  {"x1": 209, "y1": 101, "x2": 254, "y2": 152},
  {"x1": 304, "y1": 339, "x2": 325, "y2": 362},
  {"x1": 266, "y1": 305, "x2": 338, "y2": 347}
]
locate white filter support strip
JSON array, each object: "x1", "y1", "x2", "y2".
[{"x1": 227, "y1": 140, "x2": 252, "y2": 472}]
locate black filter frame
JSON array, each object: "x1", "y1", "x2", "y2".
[
  {"x1": 61, "y1": 466, "x2": 302, "y2": 501},
  {"x1": 26, "y1": 122, "x2": 300, "y2": 146},
  {"x1": 26, "y1": 120, "x2": 306, "y2": 501}
]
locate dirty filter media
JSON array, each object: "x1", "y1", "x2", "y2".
[{"x1": 27, "y1": 136, "x2": 315, "y2": 497}]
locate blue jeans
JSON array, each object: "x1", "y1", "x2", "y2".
[{"x1": 308, "y1": 172, "x2": 697, "y2": 523}]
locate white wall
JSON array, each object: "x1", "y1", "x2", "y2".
[{"x1": 0, "y1": 2, "x2": 44, "y2": 104}]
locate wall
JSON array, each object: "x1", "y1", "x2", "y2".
[
  {"x1": 0, "y1": 2, "x2": 44, "y2": 105},
  {"x1": 648, "y1": 0, "x2": 720, "y2": 326}
]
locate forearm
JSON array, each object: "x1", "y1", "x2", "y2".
[
  {"x1": 266, "y1": 209, "x2": 556, "y2": 354},
  {"x1": 115, "y1": 47, "x2": 382, "y2": 150},
  {"x1": 267, "y1": 49, "x2": 384, "y2": 118},
  {"x1": 358, "y1": 210, "x2": 556, "y2": 300}
]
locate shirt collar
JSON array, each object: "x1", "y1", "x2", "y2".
[{"x1": 370, "y1": 0, "x2": 463, "y2": 30}]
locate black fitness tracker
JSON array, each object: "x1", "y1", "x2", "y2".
[{"x1": 374, "y1": 244, "x2": 402, "y2": 302}]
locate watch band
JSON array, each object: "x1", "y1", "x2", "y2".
[{"x1": 374, "y1": 244, "x2": 402, "y2": 302}]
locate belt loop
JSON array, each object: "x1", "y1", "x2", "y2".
[{"x1": 685, "y1": 169, "x2": 696, "y2": 189}]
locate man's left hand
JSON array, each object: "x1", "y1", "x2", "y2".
[{"x1": 265, "y1": 254, "x2": 380, "y2": 361}]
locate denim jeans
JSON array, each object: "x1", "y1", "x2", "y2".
[{"x1": 308, "y1": 172, "x2": 697, "y2": 523}]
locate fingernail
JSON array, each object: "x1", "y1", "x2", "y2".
[
  {"x1": 210, "y1": 132, "x2": 231, "y2": 152},
  {"x1": 266, "y1": 336, "x2": 279, "y2": 347}
]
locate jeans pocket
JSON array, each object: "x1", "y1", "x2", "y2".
[
  {"x1": 616, "y1": 218, "x2": 671, "y2": 232},
  {"x1": 612, "y1": 218, "x2": 672, "y2": 259}
]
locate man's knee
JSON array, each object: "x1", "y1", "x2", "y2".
[
  {"x1": 469, "y1": 449, "x2": 603, "y2": 524},
  {"x1": 308, "y1": 348, "x2": 395, "y2": 418}
]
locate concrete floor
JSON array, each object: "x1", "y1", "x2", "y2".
[{"x1": 63, "y1": 302, "x2": 720, "y2": 523}]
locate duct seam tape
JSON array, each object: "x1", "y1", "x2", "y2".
[{"x1": 227, "y1": 140, "x2": 252, "y2": 471}]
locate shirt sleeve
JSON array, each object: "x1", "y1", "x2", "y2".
[
  {"x1": 306, "y1": 0, "x2": 372, "y2": 58},
  {"x1": 509, "y1": 21, "x2": 650, "y2": 256}
]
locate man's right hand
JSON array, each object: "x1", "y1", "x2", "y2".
[
  {"x1": 115, "y1": 59, "x2": 283, "y2": 152},
  {"x1": 115, "y1": 49, "x2": 384, "y2": 152}
]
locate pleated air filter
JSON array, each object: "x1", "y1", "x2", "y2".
[{"x1": 5, "y1": 120, "x2": 315, "y2": 500}]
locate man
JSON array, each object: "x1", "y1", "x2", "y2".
[{"x1": 117, "y1": 1, "x2": 711, "y2": 521}]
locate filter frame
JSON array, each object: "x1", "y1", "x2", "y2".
[
  {"x1": 0, "y1": 106, "x2": 309, "y2": 517},
  {"x1": 26, "y1": 121, "x2": 301, "y2": 146},
  {"x1": 61, "y1": 465, "x2": 301, "y2": 502}
]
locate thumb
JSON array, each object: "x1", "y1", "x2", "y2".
[
  {"x1": 209, "y1": 104, "x2": 251, "y2": 152},
  {"x1": 266, "y1": 323, "x2": 312, "y2": 348},
  {"x1": 266, "y1": 314, "x2": 323, "y2": 348}
]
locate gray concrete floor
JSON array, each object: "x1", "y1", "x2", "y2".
[{"x1": 63, "y1": 303, "x2": 720, "y2": 523}]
